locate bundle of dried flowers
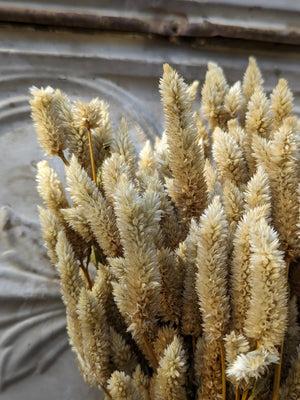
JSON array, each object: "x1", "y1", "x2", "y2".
[{"x1": 31, "y1": 57, "x2": 300, "y2": 400}]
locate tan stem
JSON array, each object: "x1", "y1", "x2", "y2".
[
  {"x1": 87, "y1": 127, "x2": 97, "y2": 184},
  {"x1": 235, "y1": 386, "x2": 240, "y2": 400},
  {"x1": 272, "y1": 342, "x2": 283, "y2": 400},
  {"x1": 58, "y1": 149, "x2": 69, "y2": 166},
  {"x1": 241, "y1": 388, "x2": 249, "y2": 400},
  {"x1": 80, "y1": 261, "x2": 92, "y2": 290},
  {"x1": 142, "y1": 333, "x2": 159, "y2": 370},
  {"x1": 100, "y1": 383, "x2": 112, "y2": 400},
  {"x1": 220, "y1": 341, "x2": 226, "y2": 400}
]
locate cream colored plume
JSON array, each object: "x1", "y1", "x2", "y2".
[
  {"x1": 160, "y1": 63, "x2": 207, "y2": 231},
  {"x1": 30, "y1": 86, "x2": 71, "y2": 162},
  {"x1": 226, "y1": 348, "x2": 279, "y2": 384},
  {"x1": 244, "y1": 218, "x2": 288, "y2": 349},
  {"x1": 154, "y1": 335, "x2": 187, "y2": 400},
  {"x1": 196, "y1": 196, "x2": 230, "y2": 343},
  {"x1": 201, "y1": 62, "x2": 229, "y2": 130}
]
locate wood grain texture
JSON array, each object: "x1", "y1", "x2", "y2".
[{"x1": 0, "y1": 1, "x2": 299, "y2": 44}]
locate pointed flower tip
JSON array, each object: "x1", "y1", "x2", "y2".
[
  {"x1": 163, "y1": 63, "x2": 172, "y2": 74},
  {"x1": 29, "y1": 85, "x2": 55, "y2": 97},
  {"x1": 207, "y1": 61, "x2": 219, "y2": 71},
  {"x1": 36, "y1": 159, "x2": 48, "y2": 170},
  {"x1": 29, "y1": 85, "x2": 39, "y2": 96}
]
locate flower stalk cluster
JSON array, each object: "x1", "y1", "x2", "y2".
[{"x1": 31, "y1": 58, "x2": 300, "y2": 399}]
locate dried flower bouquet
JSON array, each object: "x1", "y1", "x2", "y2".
[{"x1": 31, "y1": 58, "x2": 300, "y2": 399}]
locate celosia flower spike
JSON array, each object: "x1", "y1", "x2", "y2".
[
  {"x1": 226, "y1": 348, "x2": 279, "y2": 384},
  {"x1": 244, "y1": 218, "x2": 288, "y2": 349},
  {"x1": 153, "y1": 130, "x2": 173, "y2": 180},
  {"x1": 154, "y1": 335, "x2": 188, "y2": 400},
  {"x1": 230, "y1": 206, "x2": 269, "y2": 333},
  {"x1": 30, "y1": 86, "x2": 70, "y2": 163},
  {"x1": 112, "y1": 174, "x2": 161, "y2": 364},
  {"x1": 77, "y1": 288, "x2": 112, "y2": 387},
  {"x1": 246, "y1": 87, "x2": 272, "y2": 140},
  {"x1": 224, "y1": 81, "x2": 243, "y2": 120},
  {"x1": 108, "y1": 371, "x2": 144, "y2": 400},
  {"x1": 110, "y1": 117, "x2": 137, "y2": 179},
  {"x1": 38, "y1": 206, "x2": 62, "y2": 265},
  {"x1": 72, "y1": 98, "x2": 102, "y2": 131},
  {"x1": 180, "y1": 219, "x2": 202, "y2": 337},
  {"x1": 194, "y1": 336, "x2": 205, "y2": 390},
  {"x1": 244, "y1": 165, "x2": 271, "y2": 216},
  {"x1": 66, "y1": 155, "x2": 121, "y2": 257},
  {"x1": 55, "y1": 230, "x2": 85, "y2": 366},
  {"x1": 61, "y1": 206, "x2": 94, "y2": 243},
  {"x1": 36, "y1": 160, "x2": 69, "y2": 221},
  {"x1": 137, "y1": 140, "x2": 157, "y2": 175},
  {"x1": 200, "y1": 339, "x2": 224, "y2": 399},
  {"x1": 222, "y1": 179, "x2": 244, "y2": 239},
  {"x1": 146, "y1": 174, "x2": 182, "y2": 249},
  {"x1": 194, "y1": 111, "x2": 210, "y2": 158},
  {"x1": 160, "y1": 63, "x2": 207, "y2": 231},
  {"x1": 196, "y1": 196, "x2": 230, "y2": 342},
  {"x1": 242, "y1": 57, "x2": 264, "y2": 106},
  {"x1": 201, "y1": 62, "x2": 229, "y2": 130},
  {"x1": 101, "y1": 153, "x2": 131, "y2": 205},
  {"x1": 153, "y1": 325, "x2": 178, "y2": 362},
  {"x1": 196, "y1": 196, "x2": 230, "y2": 399},
  {"x1": 270, "y1": 78, "x2": 294, "y2": 132},
  {"x1": 212, "y1": 127, "x2": 248, "y2": 188},
  {"x1": 187, "y1": 80, "x2": 199, "y2": 104},
  {"x1": 224, "y1": 331, "x2": 250, "y2": 368},
  {"x1": 268, "y1": 116, "x2": 299, "y2": 256},
  {"x1": 157, "y1": 248, "x2": 183, "y2": 325},
  {"x1": 110, "y1": 327, "x2": 137, "y2": 375},
  {"x1": 132, "y1": 365, "x2": 150, "y2": 400}
]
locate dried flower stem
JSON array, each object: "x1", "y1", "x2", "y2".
[
  {"x1": 80, "y1": 259, "x2": 92, "y2": 290},
  {"x1": 100, "y1": 383, "x2": 113, "y2": 400},
  {"x1": 271, "y1": 344, "x2": 283, "y2": 400},
  {"x1": 87, "y1": 127, "x2": 97, "y2": 184},
  {"x1": 142, "y1": 333, "x2": 159, "y2": 370},
  {"x1": 58, "y1": 149, "x2": 70, "y2": 166},
  {"x1": 235, "y1": 386, "x2": 240, "y2": 400},
  {"x1": 241, "y1": 388, "x2": 249, "y2": 400},
  {"x1": 220, "y1": 341, "x2": 227, "y2": 400}
]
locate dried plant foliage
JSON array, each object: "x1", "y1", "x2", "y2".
[{"x1": 32, "y1": 58, "x2": 300, "y2": 400}]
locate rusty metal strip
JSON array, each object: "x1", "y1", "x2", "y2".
[{"x1": 0, "y1": 5, "x2": 300, "y2": 45}]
